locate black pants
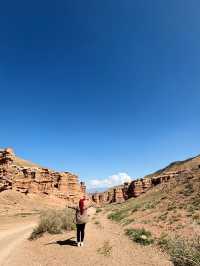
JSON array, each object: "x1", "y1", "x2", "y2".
[{"x1": 76, "y1": 224, "x2": 85, "y2": 242}]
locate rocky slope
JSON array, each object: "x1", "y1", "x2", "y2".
[
  {"x1": 105, "y1": 167, "x2": 200, "y2": 240},
  {"x1": 0, "y1": 148, "x2": 86, "y2": 204},
  {"x1": 92, "y1": 154, "x2": 200, "y2": 205},
  {"x1": 144, "y1": 154, "x2": 200, "y2": 178}
]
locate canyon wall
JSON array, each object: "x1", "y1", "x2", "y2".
[
  {"x1": 0, "y1": 148, "x2": 86, "y2": 203},
  {"x1": 91, "y1": 169, "x2": 190, "y2": 205}
]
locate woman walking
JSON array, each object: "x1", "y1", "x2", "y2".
[{"x1": 68, "y1": 197, "x2": 90, "y2": 247}]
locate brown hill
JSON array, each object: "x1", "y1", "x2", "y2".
[
  {"x1": 145, "y1": 154, "x2": 200, "y2": 178},
  {"x1": 105, "y1": 167, "x2": 200, "y2": 240}
]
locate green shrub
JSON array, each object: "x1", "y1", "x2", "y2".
[
  {"x1": 29, "y1": 208, "x2": 75, "y2": 240},
  {"x1": 157, "y1": 233, "x2": 170, "y2": 250},
  {"x1": 125, "y1": 228, "x2": 154, "y2": 246},
  {"x1": 161, "y1": 237, "x2": 200, "y2": 266},
  {"x1": 142, "y1": 202, "x2": 156, "y2": 210},
  {"x1": 30, "y1": 226, "x2": 44, "y2": 240},
  {"x1": 96, "y1": 208, "x2": 102, "y2": 213},
  {"x1": 59, "y1": 208, "x2": 76, "y2": 231},
  {"x1": 107, "y1": 210, "x2": 128, "y2": 222}
]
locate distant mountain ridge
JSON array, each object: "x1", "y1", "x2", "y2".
[{"x1": 144, "y1": 154, "x2": 200, "y2": 179}]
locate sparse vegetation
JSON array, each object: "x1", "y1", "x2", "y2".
[
  {"x1": 190, "y1": 195, "x2": 200, "y2": 211},
  {"x1": 158, "y1": 211, "x2": 168, "y2": 221},
  {"x1": 107, "y1": 209, "x2": 129, "y2": 222},
  {"x1": 175, "y1": 224, "x2": 184, "y2": 230},
  {"x1": 157, "y1": 235, "x2": 200, "y2": 266},
  {"x1": 107, "y1": 188, "x2": 164, "y2": 218},
  {"x1": 97, "y1": 241, "x2": 112, "y2": 256},
  {"x1": 94, "y1": 220, "x2": 102, "y2": 227},
  {"x1": 141, "y1": 220, "x2": 151, "y2": 224},
  {"x1": 183, "y1": 183, "x2": 194, "y2": 196},
  {"x1": 187, "y1": 205, "x2": 196, "y2": 215},
  {"x1": 29, "y1": 208, "x2": 75, "y2": 240},
  {"x1": 192, "y1": 213, "x2": 200, "y2": 225},
  {"x1": 142, "y1": 201, "x2": 157, "y2": 210},
  {"x1": 125, "y1": 228, "x2": 154, "y2": 246},
  {"x1": 106, "y1": 168, "x2": 200, "y2": 258},
  {"x1": 131, "y1": 204, "x2": 141, "y2": 213},
  {"x1": 167, "y1": 202, "x2": 177, "y2": 211},
  {"x1": 168, "y1": 213, "x2": 181, "y2": 223},
  {"x1": 96, "y1": 208, "x2": 102, "y2": 213},
  {"x1": 157, "y1": 233, "x2": 169, "y2": 249},
  {"x1": 122, "y1": 218, "x2": 135, "y2": 226}
]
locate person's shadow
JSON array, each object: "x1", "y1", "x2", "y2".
[{"x1": 45, "y1": 237, "x2": 77, "y2": 246}]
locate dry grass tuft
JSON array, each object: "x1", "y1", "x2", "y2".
[
  {"x1": 97, "y1": 240, "x2": 112, "y2": 256},
  {"x1": 29, "y1": 208, "x2": 75, "y2": 240},
  {"x1": 125, "y1": 228, "x2": 154, "y2": 246},
  {"x1": 157, "y1": 235, "x2": 200, "y2": 266}
]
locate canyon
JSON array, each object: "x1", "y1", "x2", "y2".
[
  {"x1": 91, "y1": 155, "x2": 200, "y2": 205},
  {"x1": 0, "y1": 148, "x2": 86, "y2": 204},
  {"x1": 1, "y1": 147, "x2": 200, "y2": 208}
]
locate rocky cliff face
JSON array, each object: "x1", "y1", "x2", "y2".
[
  {"x1": 0, "y1": 148, "x2": 86, "y2": 203},
  {"x1": 91, "y1": 152, "x2": 200, "y2": 205},
  {"x1": 91, "y1": 170, "x2": 191, "y2": 205}
]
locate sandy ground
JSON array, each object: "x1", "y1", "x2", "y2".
[
  {"x1": 0, "y1": 223, "x2": 36, "y2": 265},
  {"x1": 0, "y1": 216, "x2": 37, "y2": 266},
  {"x1": 0, "y1": 209, "x2": 172, "y2": 266}
]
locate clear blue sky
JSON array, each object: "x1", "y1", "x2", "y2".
[{"x1": 1, "y1": 1, "x2": 200, "y2": 188}]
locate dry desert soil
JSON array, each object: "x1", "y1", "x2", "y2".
[{"x1": 0, "y1": 208, "x2": 172, "y2": 266}]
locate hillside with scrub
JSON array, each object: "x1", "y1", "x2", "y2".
[
  {"x1": 0, "y1": 152, "x2": 199, "y2": 266},
  {"x1": 105, "y1": 168, "x2": 200, "y2": 266}
]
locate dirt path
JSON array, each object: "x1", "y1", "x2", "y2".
[
  {"x1": 0, "y1": 222, "x2": 36, "y2": 266},
  {"x1": 3, "y1": 209, "x2": 172, "y2": 266}
]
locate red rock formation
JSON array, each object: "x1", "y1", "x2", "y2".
[
  {"x1": 113, "y1": 187, "x2": 125, "y2": 203},
  {"x1": 91, "y1": 193, "x2": 100, "y2": 205},
  {"x1": 142, "y1": 178, "x2": 152, "y2": 192},
  {"x1": 90, "y1": 170, "x2": 191, "y2": 205},
  {"x1": 0, "y1": 148, "x2": 86, "y2": 203},
  {"x1": 80, "y1": 181, "x2": 86, "y2": 196},
  {"x1": 123, "y1": 182, "x2": 130, "y2": 200}
]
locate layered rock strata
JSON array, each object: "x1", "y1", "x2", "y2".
[
  {"x1": 91, "y1": 169, "x2": 190, "y2": 205},
  {"x1": 0, "y1": 148, "x2": 86, "y2": 203}
]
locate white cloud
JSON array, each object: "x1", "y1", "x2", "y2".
[{"x1": 88, "y1": 172, "x2": 132, "y2": 190}]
